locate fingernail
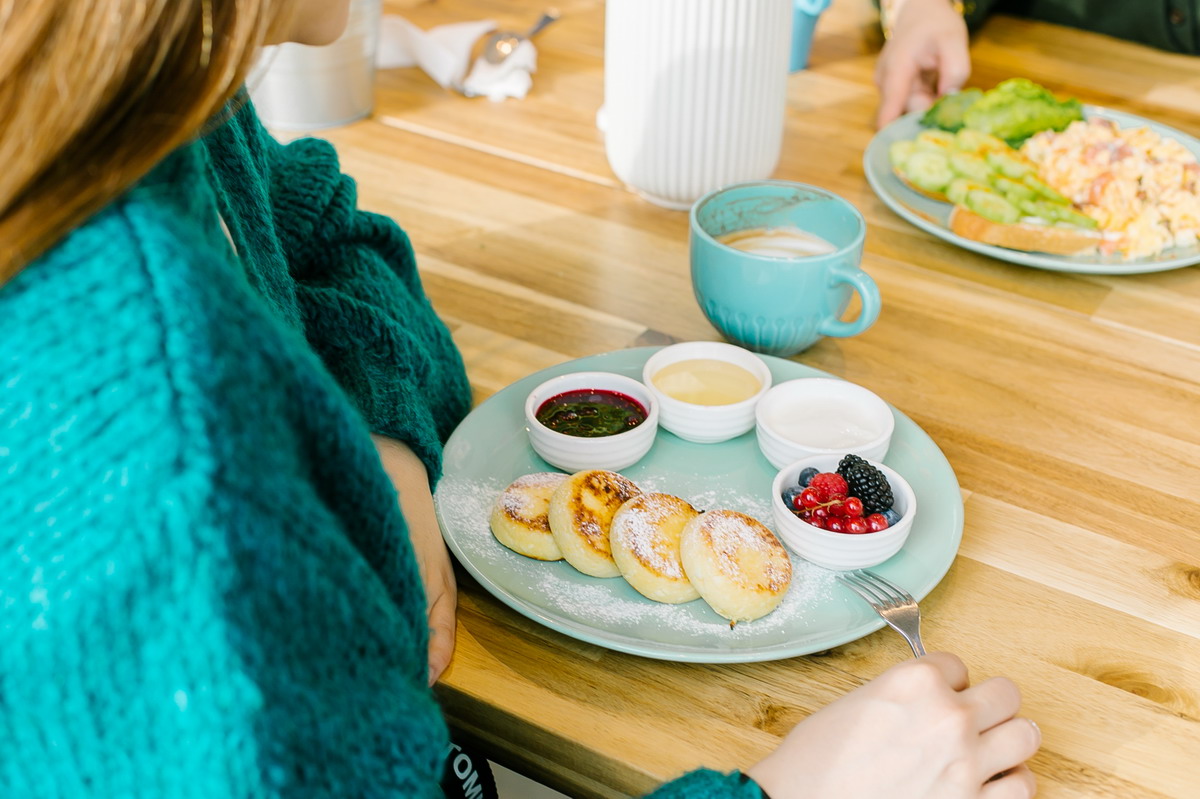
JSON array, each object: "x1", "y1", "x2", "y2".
[{"x1": 1029, "y1": 718, "x2": 1042, "y2": 743}]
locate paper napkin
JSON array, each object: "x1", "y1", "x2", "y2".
[{"x1": 377, "y1": 16, "x2": 538, "y2": 101}]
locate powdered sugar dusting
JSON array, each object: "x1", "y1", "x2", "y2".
[
  {"x1": 610, "y1": 494, "x2": 697, "y2": 578},
  {"x1": 435, "y1": 474, "x2": 839, "y2": 647},
  {"x1": 497, "y1": 472, "x2": 564, "y2": 523},
  {"x1": 697, "y1": 510, "x2": 792, "y2": 592}
]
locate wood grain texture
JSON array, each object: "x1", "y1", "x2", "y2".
[{"x1": 309, "y1": 1, "x2": 1200, "y2": 795}]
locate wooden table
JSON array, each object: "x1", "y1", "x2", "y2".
[{"x1": 319, "y1": 2, "x2": 1200, "y2": 796}]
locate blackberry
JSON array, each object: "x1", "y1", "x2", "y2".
[{"x1": 836, "y1": 454, "x2": 894, "y2": 515}]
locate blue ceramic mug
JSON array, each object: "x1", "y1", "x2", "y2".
[{"x1": 690, "y1": 181, "x2": 880, "y2": 356}]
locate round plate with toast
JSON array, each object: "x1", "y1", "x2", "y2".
[
  {"x1": 434, "y1": 348, "x2": 964, "y2": 663},
  {"x1": 864, "y1": 106, "x2": 1200, "y2": 274}
]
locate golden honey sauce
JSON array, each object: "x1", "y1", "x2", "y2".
[{"x1": 652, "y1": 359, "x2": 762, "y2": 405}]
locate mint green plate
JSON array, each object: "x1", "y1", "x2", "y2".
[{"x1": 434, "y1": 348, "x2": 964, "y2": 663}]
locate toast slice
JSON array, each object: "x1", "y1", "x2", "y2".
[
  {"x1": 894, "y1": 168, "x2": 1113, "y2": 256},
  {"x1": 947, "y1": 206, "x2": 1111, "y2": 256}
]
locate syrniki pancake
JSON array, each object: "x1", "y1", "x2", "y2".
[
  {"x1": 489, "y1": 472, "x2": 568, "y2": 560},
  {"x1": 610, "y1": 493, "x2": 701, "y2": 604},
  {"x1": 548, "y1": 469, "x2": 641, "y2": 578},
  {"x1": 679, "y1": 509, "x2": 792, "y2": 623}
]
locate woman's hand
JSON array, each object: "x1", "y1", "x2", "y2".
[
  {"x1": 371, "y1": 434, "x2": 457, "y2": 685},
  {"x1": 747, "y1": 652, "x2": 1040, "y2": 799},
  {"x1": 876, "y1": 0, "x2": 972, "y2": 128}
]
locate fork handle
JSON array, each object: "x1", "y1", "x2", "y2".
[{"x1": 884, "y1": 621, "x2": 926, "y2": 658}]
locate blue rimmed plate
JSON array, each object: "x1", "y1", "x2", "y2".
[
  {"x1": 864, "y1": 106, "x2": 1200, "y2": 274},
  {"x1": 434, "y1": 347, "x2": 964, "y2": 663}
]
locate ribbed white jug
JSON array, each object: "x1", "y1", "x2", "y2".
[{"x1": 603, "y1": 0, "x2": 792, "y2": 209}]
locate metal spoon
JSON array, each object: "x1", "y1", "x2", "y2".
[{"x1": 482, "y1": 9, "x2": 560, "y2": 65}]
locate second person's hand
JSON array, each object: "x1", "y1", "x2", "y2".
[
  {"x1": 875, "y1": 0, "x2": 972, "y2": 128},
  {"x1": 747, "y1": 652, "x2": 1040, "y2": 799}
]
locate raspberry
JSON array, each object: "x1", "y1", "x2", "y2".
[{"x1": 808, "y1": 472, "x2": 848, "y2": 502}]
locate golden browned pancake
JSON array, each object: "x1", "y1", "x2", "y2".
[
  {"x1": 679, "y1": 509, "x2": 792, "y2": 623},
  {"x1": 548, "y1": 469, "x2": 641, "y2": 578},
  {"x1": 610, "y1": 493, "x2": 701, "y2": 604},
  {"x1": 489, "y1": 472, "x2": 568, "y2": 560}
]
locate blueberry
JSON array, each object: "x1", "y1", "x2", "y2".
[
  {"x1": 882, "y1": 508, "x2": 901, "y2": 526},
  {"x1": 798, "y1": 467, "x2": 819, "y2": 487},
  {"x1": 782, "y1": 486, "x2": 804, "y2": 508}
]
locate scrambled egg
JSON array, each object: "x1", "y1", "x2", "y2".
[{"x1": 1021, "y1": 118, "x2": 1200, "y2": 258}]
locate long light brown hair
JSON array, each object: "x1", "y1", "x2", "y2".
[{"x1": 0, "y1": 0, "x2": 292, "y2": 279}]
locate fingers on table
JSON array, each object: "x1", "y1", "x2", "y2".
[
  {"x1": 964, "y1": 675, "x2": 1023, "y2": 731},
  {"x1": 917, "y1": 651, "x2": 971, "y2": 691},
  {"x1": 980, "y1": 764, "x2": 1039, "y2": 799},
  {"x1": 978, "y1": 719, "x2": 1042, "y2": 787}
]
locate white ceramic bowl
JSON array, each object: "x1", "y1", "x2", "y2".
[
  {"x1": 641, "y1": 341, "x2": 772, "y2": 444},
  {"x1": 770, "y1": 454, "x2": 916, "y2": 571},
  {"x1": 756, "y1": 377, "x2": 894, "y2": 470},
  {"x1": 525, "y1": 371, "x2": 658, "y2": 473}
]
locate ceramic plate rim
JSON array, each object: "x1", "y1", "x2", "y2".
[
  {"x1": 434, "y1": 348, "x2": 965, "y2": 663},
  {"x1": 863, "y1": 105, "x2": 1200, "y2": 274}
]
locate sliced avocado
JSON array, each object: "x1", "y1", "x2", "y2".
[
  {"x1": 992, "y1": 176, "x2": 1036, "y2": 203},
  {"x1": 965, "y1": 189, "x2": 1021, "y2": 225},
  {"x1": 954, "y1": 128, "x2": 1007, "y2": 154},
  {"x1": 1051, "y1": 206, "x2": 1100, "y2": 229},
  {"x1": 920, "y1": 88, "x2": 984, "y2": 131},
  {"x1": 984, "y1": 149, "x2": 1033, "y2": 180},
  {"x1": 889, "y1": 140, "x2": 919, "y2": 170},
  {"x1": 1021, "y1": 173, "x2": 1070, "y2": 204},
  {"x1": 1017, "y1": 199, "x2": 1099, "y2": 229},
  {"x1": 947, "y1": 178, "x2": 992, "y2": 206},
  {"x1": 1016, "y1": 198, "x2": 1055, "y2": 222},
  {"x1": 949, "y1": 151, "x2": 993, "y2": 183},
  {"x1": 902, "y1": 150, "x2": 955, "y2": 194}
]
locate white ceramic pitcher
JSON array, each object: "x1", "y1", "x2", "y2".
[{"x1": 602, "y1": 0, "x2": 792, "y2": 209}]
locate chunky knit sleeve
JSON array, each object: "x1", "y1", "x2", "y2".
[
  {"x1": 644, "y1": 768, "x2": 769, "y2": 799},
  {"x1": 244, "y1": 111, "x2": 471, "y2": 484},
  {"x1": 0, "y1": 203, "x2": 448, "y2": 797}
]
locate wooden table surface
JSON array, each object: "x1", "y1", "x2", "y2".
[{"x1": 319, "y1": 1, "x2": 1200, "y2": 796}]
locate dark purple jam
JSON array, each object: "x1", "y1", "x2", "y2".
[{"x1": 535, "y1": 389, "x2": 648, "y2": 438}]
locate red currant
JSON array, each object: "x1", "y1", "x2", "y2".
[
  {"x1": 827, "y1": 495, "x2": 848, "y2": 517},
  {"x1": 865, "y1": 513, "x2": 890, "y2": 532},
  {"x1": 799, "y1": 487, "x2": 822, "y2": 509},
  {"x1": 799, "y1": 509, "x2": 814, "y2": 522},
  {"x1": 846, "y1": 517, "x2": 870, "y2": 534},
  {"x1": 813, "y1": 507, "x2": 830, "y2": 520},
  {"x1": 827, "y1": 518, "x2": 846, "y2": 533},
  {"x1": 807, "y1": 515, "x2": 827, "y2": 530},
  {"x1": 843, "y1": 497, "x2": 864, "y2": 518}
]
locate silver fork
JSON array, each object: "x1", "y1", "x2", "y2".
[{"x1": 836, "y1": 569, "x2": 926, "y2": 657}]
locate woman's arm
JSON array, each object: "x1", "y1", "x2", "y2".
[
  {"x1": 372, "y1": 433, "x2": 458, "y2": 683},
  {"x1": 249, "y1": 110, "x2": 473, "y2": 483}
]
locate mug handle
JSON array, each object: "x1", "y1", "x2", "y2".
[{"x1": 818, "y1": 266, "x2": 881, "y2": 339}]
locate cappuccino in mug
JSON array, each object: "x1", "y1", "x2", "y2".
[{"x1": 716, "y1": 226, "x2": 837, "y2": 258}]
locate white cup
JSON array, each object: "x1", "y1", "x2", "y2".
[
  {"x1": 249, "y1": 0, "x2": 381, "y2": 131},
  {"x1": 602, "y1": 0, "x2": 792, "y2": 210}
]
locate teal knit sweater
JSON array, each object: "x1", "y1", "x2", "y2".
[{"x1": 0, "y1": 102, "x2": 763, "y2": 799}]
